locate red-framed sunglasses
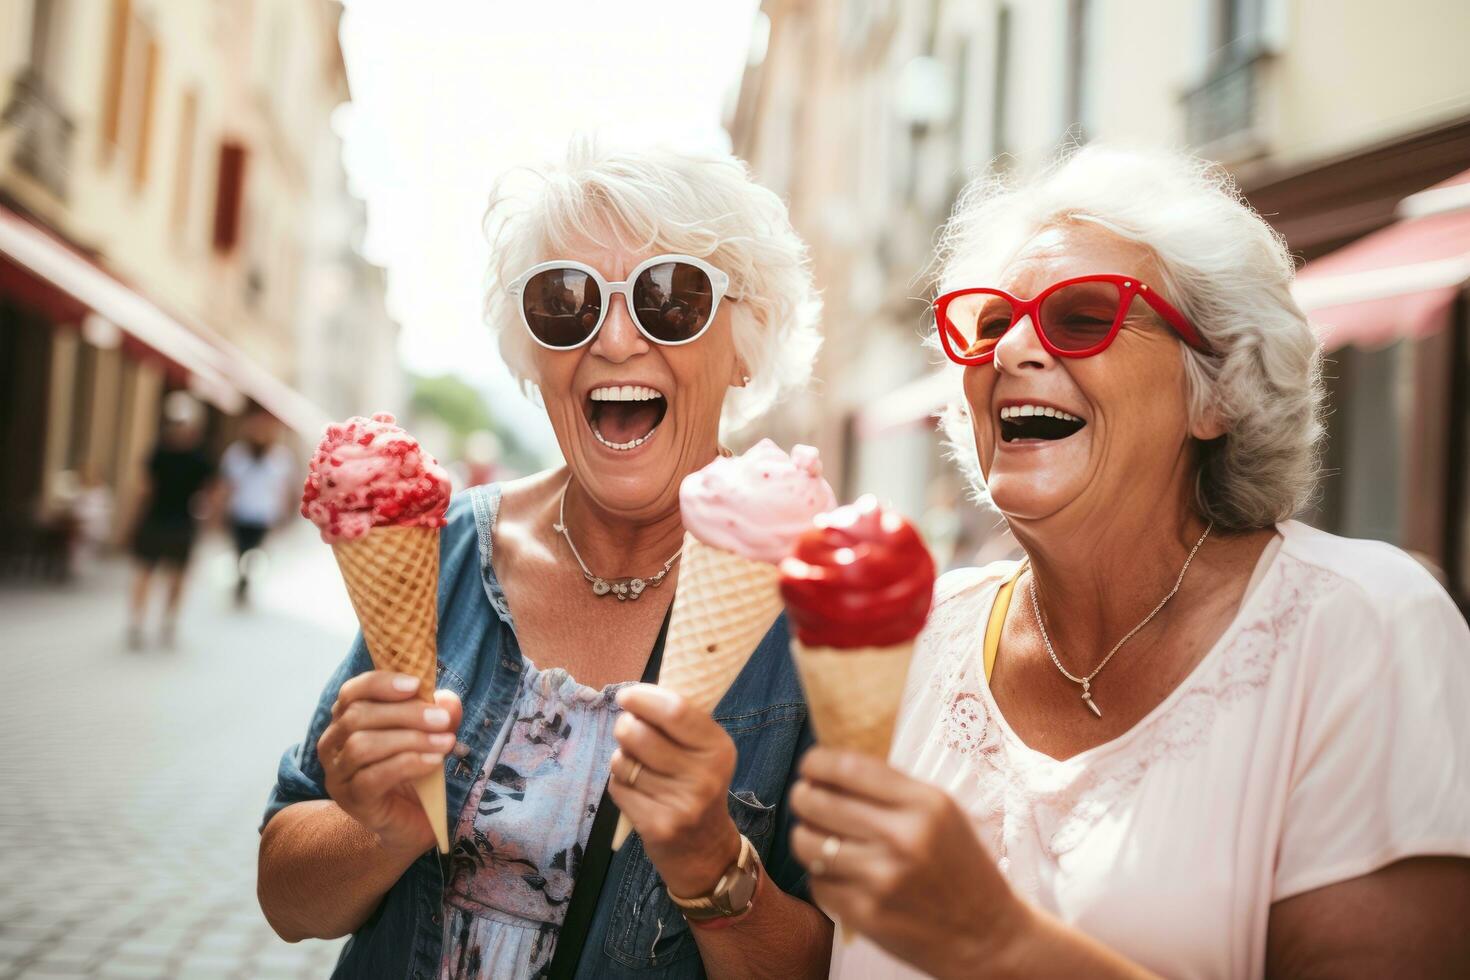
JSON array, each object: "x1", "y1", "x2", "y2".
[{"x1": 934, "y1": 274, "x2": 1207, "y2": 366}]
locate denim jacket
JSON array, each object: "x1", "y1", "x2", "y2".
[{"x1": 262, "y1": 485, "x2": 815, "y2": 979}]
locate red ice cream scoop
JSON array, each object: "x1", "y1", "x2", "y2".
[
  {"x1": 300, "y1": 413, "x2": 451, "y2": 543},
  {"x1": 779, "y1": 495, "x2": 936, "y2": 649}
]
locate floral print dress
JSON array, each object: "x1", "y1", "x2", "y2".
[{"x1": 438, "y1": 661, "x2": 627, "y2": 979}]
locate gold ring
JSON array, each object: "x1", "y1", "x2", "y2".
[
  {"x1": 811, "y1": 833, "x2": 842, "y2": 876},
  {"x1": 626, "y1": 760, "x2": 644, "y2": 788}
]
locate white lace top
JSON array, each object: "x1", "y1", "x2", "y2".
[{"x1": 831, "y1": 521, "x2": 1470, "y2": 980}]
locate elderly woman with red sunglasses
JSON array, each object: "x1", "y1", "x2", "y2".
[
  {"x1": 258, "y1": 144, "x2": 833, "y2": 978},
  {"x1": 790, "y1": 147, "x2": 1470, "y2": 978}
]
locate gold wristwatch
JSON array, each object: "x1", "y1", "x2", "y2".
[{"x1": 666, "y1": 834, "x2": 761, "y2": 922}]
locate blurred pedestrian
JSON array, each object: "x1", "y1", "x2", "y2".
[
  {"x1": 219, "y1": 408, "x2": 295, "y2": 605},
  {"x1": 127, "y1": 392, "x2": 214, "y2": 648},
  {"x1": 49, "y1": 464, "x2": 116, "y2": 580}
]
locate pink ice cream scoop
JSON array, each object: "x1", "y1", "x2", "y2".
[
  {"x1": 679, "y1": 438, "x2": 838, "y2": 563},
  {"x1": 301, "y1": 413, "x2": 452, "y2": 543}
]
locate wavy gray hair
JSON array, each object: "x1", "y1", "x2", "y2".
[
  {"x1": 934, "y1": 145, "x2": 1324, "y2": 530},
  {"x1": 482, "y1": 141, "x2": 822, "y2": 436}
]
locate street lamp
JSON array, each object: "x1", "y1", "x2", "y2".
[
  {"x1": 895, "y1": 55, "x2": 955, "y2": 135},
  {"x1": 81, "y1": 312, "x2": 121, "y2": 350}
]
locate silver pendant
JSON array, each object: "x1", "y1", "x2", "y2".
[
  {"x1": 558, "y1": 481, "x2": 683, "y2": 604},
  {"x1": 1080, "y1": 679, "x2": 1102, "y2": 718},
  {"x1": 590, "y1": 576, "x2": 647, "y2": 601},
  {"x1": 584, "y1": 563, "x2": 674, "y2": 601}
]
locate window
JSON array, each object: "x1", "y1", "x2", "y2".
[
  {"x1": 991, "y1": 4, "x2": 1012, "y2": 160},
  {"x1": 1065, "y1": 0, "x2": 1094, "y2": 138},
  {"x1": 98, "y1": 0, "x2": 130, "y2": 159},
  {"x1": 7, "y1": 0, "x2": 76, "y2": 197},
  {"x1": 1215, "y1": 0, "x2": 1264, "y2": 55},
  {"x1": 171, "y1": 89, "x2": 198, "y2": 239},
  {"x1": 212, "y1": 142, "x2": 247, "y2": 254},
  {"x1": 1185, "y1": 0, "x2": 1270, "y2": 149},
  {"x1": 28, "y1": 0, "x2": 65, "y2": 78},
  {"x1": 97, "y1": 0, "x2": 158, "y2": 191},
  {"x1": 956, "y1": 32, "x2": 985, "y2": 169},
  {"x1": 132, "y1": 32, "x2": 158, "y2": 189}
]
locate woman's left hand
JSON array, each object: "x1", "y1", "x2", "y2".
[
  {"x1": 609, "y1": 684, "x2": 742, "y2": 898},
  {"x1": 789, "y1": 747, "x2": 1031, "y2": 978}
]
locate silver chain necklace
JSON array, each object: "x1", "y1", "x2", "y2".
[
  {"x1": 552, "y1": 479, "x2": 682, "y2": 601},
  {"x1": 1028, "y1": 521, "x2": 1213, "y2": 718}
]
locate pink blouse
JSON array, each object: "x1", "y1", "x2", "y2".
[{"x1": 831, "y1": 521, "x2": 1470, "y2": 979}]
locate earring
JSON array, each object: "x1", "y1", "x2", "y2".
[{"x1": 741, "y1": 375, "x2": 751, "y2": 386}]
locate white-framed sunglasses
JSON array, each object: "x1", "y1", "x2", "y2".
[{"x1": 506, "y1": 253, "x2": 732, "y2": 351}]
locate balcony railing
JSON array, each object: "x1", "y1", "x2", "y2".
[
  {"x1": 2, "y1": 66, "x2": 75, "y2": 200},
  {"x1": 1183, "y1": 44, "x2": 1267, "y2": 151}
]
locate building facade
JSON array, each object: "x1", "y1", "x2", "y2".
[
  {"x1": 0, "y1": 0, "x2": 402, "y2": 561},
  {"x1": 730, "y1": 0, "x2": 1470, "y2": 599}
]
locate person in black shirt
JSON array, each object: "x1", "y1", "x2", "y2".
[{"x1": 127, "y1": 392, "x2": 216, "y2": 648}]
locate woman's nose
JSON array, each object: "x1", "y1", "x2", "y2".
[
  {"x1": 993, "y1": 312, "x2": 1053, "y2": 372},
  {"x1": 588, "y1": 295, "x2": 650, "y2": 363}
]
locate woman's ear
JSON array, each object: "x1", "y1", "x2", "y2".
[
  {"x1": 729, "y1": 360, "x2": 751, "y2": 389},
  {"x1": 1190, "y1": 403, "x2": 1227, "y2": 441}
]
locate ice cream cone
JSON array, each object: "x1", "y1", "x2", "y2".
[
  {"x1": 655, "y1": 534, "x2": 784, "y2": 713},
  {"x1": 790, "y1": 639, "x2": 914, "y2": 760},
  {"x1": 793, "y1": 638, "x2": 915, "y2": 945},
  {"x1": 611, "y1": 532, "x2": 784, "y2": 850},
  {"x1": 331, "y1": 525, "x2": 450, "y2": 854}
]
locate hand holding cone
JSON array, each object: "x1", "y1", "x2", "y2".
[
  {"x1": 611, "y1": 440, "x2": 836, "y2": 850},
  {"x1": 302, "y1": 414, "x2": 453, "y2": 854},
  {"x1": 331, "y1": 527, "x2": 451, "y2": 853},
  {"x1": 780, "y1": 495, "x2": 935, "y2": 941}
]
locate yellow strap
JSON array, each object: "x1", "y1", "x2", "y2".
[{"x1": 982, "y1": 563, "x2": 1025, "y2": 683}]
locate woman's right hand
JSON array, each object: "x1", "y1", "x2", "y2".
[{"x1": 316, "y1": 671, "x2": 462, "y2": 855}]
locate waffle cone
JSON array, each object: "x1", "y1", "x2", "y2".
[
  {"x1": 331, "y1": 525, "x2": 449, "y2": 854},
  {"x1": 612, "y1": 533, "x2": 783, "y2": 849},
  {"x1": 656, "y1": 534, "x2": 783, "y2": 713},
  {"x1": 791, "y1": 639, "x2": 915, "y2": 760}
]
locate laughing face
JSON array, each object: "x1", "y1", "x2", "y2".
[
  {"x1": 964, "y1": 223, "x2": 1219, "y2": 529},
  {"x1": 526, "y1": 225, "x2": 744, "y2": 522}
]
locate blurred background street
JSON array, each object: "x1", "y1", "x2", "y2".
[
  {"x1": 0, "y1": 523, "x2": 349, "y2": 978},
  {"x1": 0, "y1": 0, "x2": 1467, "y2": 975}
]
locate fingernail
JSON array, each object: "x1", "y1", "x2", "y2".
[
  {"x1": 392, "y1": 675, "x2": 420, "y2": 692},
  {"x1": 428, "y1": 733, "x2": 455, "y2": 749},
  {"x1": 424, "y1": 707, "x2": 450, "y2": 728},
  {"x1": 421, "y1": 753, "x2": 444, "y2": 764}
]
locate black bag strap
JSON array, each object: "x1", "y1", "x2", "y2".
[{"x1": 546, "y1": 605, "x2": 671, "y2": 980}]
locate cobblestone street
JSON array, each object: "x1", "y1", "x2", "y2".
[{"x1": 0, "y1": 525, "x2": 357, "y2": 978}]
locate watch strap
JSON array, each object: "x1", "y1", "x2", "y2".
[{"x1": 667, "y1": 834, "x2": 759, "y2": 919}]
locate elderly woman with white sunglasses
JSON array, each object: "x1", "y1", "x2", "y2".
[
  {"x1": 258, "y1": 144, "x2": 832, "y2": 979},
  {"x1": 789, "y1": 147, "x2": 1470, "y2": 979}
]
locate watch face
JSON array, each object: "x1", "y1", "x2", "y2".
[{"x1": 725, "y1": 866, "x2": 758, "y2": 912}]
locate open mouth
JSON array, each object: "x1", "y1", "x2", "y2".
[
  {"x1": 998, "y1": 403, "x2": 1087, "y2": 443},
  {"x1": 584, "y1": 384, "x2": 668, "y2": 451}
]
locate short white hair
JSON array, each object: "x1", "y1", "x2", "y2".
[
  {"x1": 482, "y1": 140, "x2": 822, "y2": 436},
  {"x1": 933, "y1": 145, "x2": 1324, "y2": 530}
]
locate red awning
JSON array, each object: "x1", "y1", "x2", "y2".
[
  {"x1": 1294, "y1": 168, "x2": 1470, "y2": 350},
  {"x1": 0, "y1": 205, "x2": 331, "y2": 437}
]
